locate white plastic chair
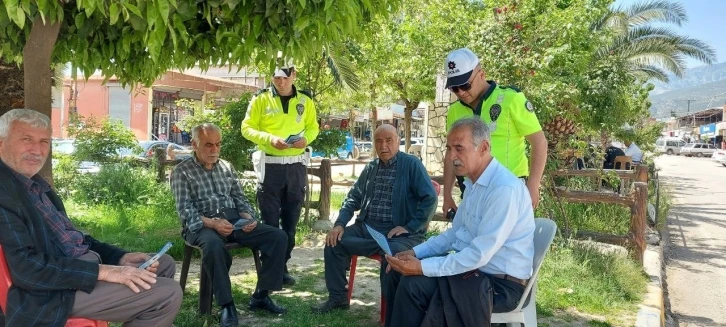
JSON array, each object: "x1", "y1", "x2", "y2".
[{"x1": 491, "y1": 218, "x2": 557, "y2": 326}]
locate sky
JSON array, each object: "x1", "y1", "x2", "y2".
[{"x1": 613, "y1": 0, "x2": 726, "y2": 68}]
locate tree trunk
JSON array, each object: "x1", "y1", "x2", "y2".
[
  {"x1": 0, "y1": 60, "x2": 24, "y2": 117},
  {"x1": 23, "y1": 17, "x2": 61, "y2": 183}
]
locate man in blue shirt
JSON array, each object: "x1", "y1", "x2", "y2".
[
  {"x1": 311, "y1": 125, "x2": 437, "y2": 320},
  {"x1": 386, "y1": 117, "x2": 535, "y2": 326}
]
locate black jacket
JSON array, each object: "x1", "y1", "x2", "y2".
[{"x1": 0, "y1": 161, "x2": 127, "y2": 326}]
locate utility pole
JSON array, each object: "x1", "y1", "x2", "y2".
[{"x1": 685, "y1": 99, "x2": 696, "y2": 127}]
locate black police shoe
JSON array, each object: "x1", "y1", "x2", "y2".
[
  {"x1": 248, "y1": 295, "x2": 287, "y2": 314},
  {"x1": 282, "y1": 273, "x2": 296, "y2": 287},
  {"x1": 220, "y1": 303, "x2": 239, "y2": 327},
  {"x1": 311, "y1": 299, "x2": 350, "y2": 314}
]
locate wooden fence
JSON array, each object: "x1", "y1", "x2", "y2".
[{"x1": 552, "y1": 165, "x2": 649, "y2": 264}]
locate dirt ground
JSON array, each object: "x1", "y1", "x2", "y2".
[{"x1": 174, "y1": 232, "x2": 383, "y2": 326}]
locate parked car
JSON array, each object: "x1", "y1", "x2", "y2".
[
  {"x1": 51, "y1": 139, "x2": 101, "y2": 174},
  {"x1": 312, "y1": 133, "x2": 356, "y2": 159},
  {"x1": 355, "y1": 141, "x2": 373, "y2": 153},
  {"x1": 398, "y1": 137, "x2": 423, "y2": 152},
  {"x1": 655, "y1": 137, "x2": 686, "y2": 155},
  {"x1": 680, "y1": 143, "x2": 717, "y2": 157},
  {"x1": 119, "y1": 141, "x2": 192, "y2": 161},
  {"x1": 712, "y1": 149, "x2": 726, "y2": 167}
]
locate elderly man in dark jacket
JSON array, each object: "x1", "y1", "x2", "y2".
[
  {"x1": 311, "y1": 124, "x2": 438, "y2": 323},
  {"x1": 0, "y1": 109, "x2": 182, "y2": 327}
]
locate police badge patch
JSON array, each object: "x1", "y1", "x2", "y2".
[
  {"x1": 490, "y1": 104, "x2": 502, "y2": 122},
  {"x1": 296, "y1": 103, "x2": 305, "y2": 123},
  {"x1": 525, "y1": 101, "x2": 534, "y2": 112}
]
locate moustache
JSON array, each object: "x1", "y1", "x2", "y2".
[
  {"x1": 23, "y1": 154, "x2": 44, "y2": 162},
  {"x1": 453, "y1": 159, "x2": 463, "y2": 167}
]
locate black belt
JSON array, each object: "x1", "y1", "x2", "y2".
[{"x1": 491, "y1": 274, "x2": 528, "y2": 287}]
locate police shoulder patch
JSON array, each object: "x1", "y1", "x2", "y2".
[
  {"x1": 525, "y1": 100, "x2": 535, "y2": 112},
  {"x1": 501, "y1": 85, "x2": 522, "y2": 92},
  {"x1": 254, "y1": 88, "x2": 270, "y2": 96},
  {"x1": 299, "y1": 89, "x2": 314, "y2": 99}
]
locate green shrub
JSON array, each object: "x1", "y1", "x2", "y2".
[
  {"x1": 51, "y1": 153, "x2": 81, "y2": 199},
  {"x1": 66, "y1": 115, "x2": 140, "y2": 163},
  {"x1": 310, "y1": 129, "x2": 347, "y2": 158},
  {"x1": 73, "y1": 163, "x2": 165, "y2": 206}
]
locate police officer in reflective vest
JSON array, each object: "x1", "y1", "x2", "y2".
[
  {"x1": 242, "y1": 61, "x2": 319, "y2": 286},
  {"x1": 441, "y1": 48, "x2": 548, "y2": 215}
]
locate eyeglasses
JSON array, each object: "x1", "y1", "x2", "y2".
[
  {"x1": 448, "y1": 82, "x2": 473, "y2": 93},
  {"x1": 448, "y1": 70, "x2": 479, "y2": 93}
]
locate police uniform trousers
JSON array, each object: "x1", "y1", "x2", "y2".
[
  {"x1": 325, "y1": 223, "x2": 423, "y2": 317},
  {"x1": 257, "y1": 162, "x2": 307, "y2": 269},
  {"x1": 183, "y1": 224, "x2": 287, "y2": 306}
]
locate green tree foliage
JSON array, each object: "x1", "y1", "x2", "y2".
[
  {"x1": 0, "y1": 0, "x2": 403, "y2": 85},
  {"x1": 355, "y1": 0, "x2": 479, "y2": 147}
]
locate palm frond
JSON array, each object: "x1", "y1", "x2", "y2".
[
  {"x1": 624, "y1": 0, "x2": 687, "y2": 26},
  {"x1": 627, "y1": 62, "x2": 670, "y2": 82},
  {"x1": 670, "y1": 36, "x2": 717, "y2": 65},
  {"x1": 325, "y1": 47, "x2": 361, "y2": 91},
  {"x1": 590, "y1": 11, "x2": 628, "y2": 33},
  {"x1": 627, "y1": 50, "x2": 686, "y2": 77}
]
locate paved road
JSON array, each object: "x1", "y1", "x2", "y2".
[{"x1": 656, "y1": 155, "x2": 726, "y2": 327}]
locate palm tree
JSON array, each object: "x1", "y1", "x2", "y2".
[{"x1": 592, "y1": 0, "x2": 716, "y2": 82}]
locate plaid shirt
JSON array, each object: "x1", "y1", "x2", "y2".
[
  {"x1": 171, "y1": 156, "x2": 254, "y2": 234},
  {"x1": 366, "y1": 155, "x2": 397, "y2": 231},
  {"x1": 9, "y1": 170, "x2": 89, "y2": 258}
]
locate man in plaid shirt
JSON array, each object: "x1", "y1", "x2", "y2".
[{"x1": 171, "y1": 123, "x2": 288, "y2": 327}]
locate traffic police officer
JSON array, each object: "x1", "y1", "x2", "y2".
[
  {"x1": 441, "y1": 48, "x2": 548, "y2": 213},
  {"x1": 242, "y1": 61, "x2": 319, "y2": 285}
]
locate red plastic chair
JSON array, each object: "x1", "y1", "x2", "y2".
[
  {"x1": 347, "y1": 253, "x2": 385, "y2": 324},
  {"x1": 347, "y1": 180, "x2": 441, "y2": 324},
  {"x1": 0, "y1": 245, "x2": 108, "y2": 327}
]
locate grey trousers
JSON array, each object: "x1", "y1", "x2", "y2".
[{"x1": 71, "y1": 251, "x2": 183, "y2": 327}]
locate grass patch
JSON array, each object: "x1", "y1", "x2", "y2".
[
  {"x1": 309, "y1": 191, "x2": 348, "y2": 212},
  {"x1": 67, "y1": 197, "x2": 318, "y2": 261},
  {"x1": 537, "y1": 239, "x2": 647, "y2": 318}
]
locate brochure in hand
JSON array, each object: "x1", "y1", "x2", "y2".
[
  {"x1": 365, "y1": 224, "x2": 393, "y2": 256},
  {"x1": 232, "y1": 218, "x2": 255, "y2": 230},
  {"x1": 285, "y1": 131, "x2": 305, "y2": 145},
  {"x1": 139, "y1": 241, "x2": 173, "y2": 269}
]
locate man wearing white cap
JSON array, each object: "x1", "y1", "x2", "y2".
[
  {"x1": 242, "y1": 59, "x2": 319, "y2": 286},
  {"x1": 441, "y1": 48, "x2": 547, "y2": 213}
]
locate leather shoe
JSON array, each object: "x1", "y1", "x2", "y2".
[
  {"x1": 248, "y1": 295, "x2": 287, "y2": 314},
  {"x1": 220, "y1": 303, "x2": 239, "y2": 327},
  {"x1": 282, "y1": 273, "x2": 296, "y2": 287},
  {"x1": 311, "y1": 299, "x2": 350, "y2": 314}
]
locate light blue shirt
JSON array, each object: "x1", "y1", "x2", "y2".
[
  {"x1": 624, "y1": 143, "x2": 643, "y2": 163},
  {"x1": 413, "y1": 158, "x2": 535, "y2": 279}
]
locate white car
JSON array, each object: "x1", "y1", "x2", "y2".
[
  {"x1": 51, "y1": 139, "x2": 102, "y2": 174},
  {"x1": 712, "y1": 149, "x2": 726, "y2": 167},
  {"x1": 681, "y1": 143, "x2": 718, "y2": 157}
]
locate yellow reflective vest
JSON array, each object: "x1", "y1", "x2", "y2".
[{"x1": 242, "y1": 86, "x2": 320, "y2": 156}]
